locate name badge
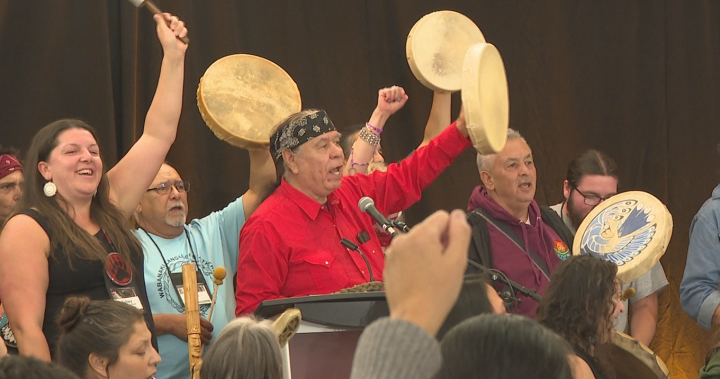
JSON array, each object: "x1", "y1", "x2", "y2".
[
  {"x1": 170, "y1": 270, "x2": 213, "y2": 306},
  {"x1": 110, "y1": 287, "x2": 144, "y2": 310}
]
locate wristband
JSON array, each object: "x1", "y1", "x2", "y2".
[
  {"x1": 359, "y1": 127, "x2": 381, "y2": 147},
  {"x1": 365, "y1": 122, "x2": 383, "y2": 135}
]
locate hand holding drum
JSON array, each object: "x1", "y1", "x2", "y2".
[
  {"x1": 572, "y1": 191, "x2": 673, "y2": 284},
  {"x1": 406, "y1": 10, "x2": 508, "y2": 154},
  {"x1": 197, "y1": 55, "x2": 301, "y2": 149}
]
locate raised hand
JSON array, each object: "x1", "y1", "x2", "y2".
[
  {"x1": 376, "y1": 86, "x2": 409, "y2": 116},
  {"x1": 384, "y1": 209, "x2": 471, "y2": 336},
  {"x1": 153, "y1": 13, "x2": 189, "y2": 57}
]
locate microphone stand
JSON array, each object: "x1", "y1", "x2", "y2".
[
  {"x1": 388, "y1": 217, "x2": 540, "y2": 303},
  {"x1": 467, "y1": 260, "x2": 542, "y2": 302}
]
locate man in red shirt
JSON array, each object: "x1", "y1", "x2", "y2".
[{"x1": 235, "y1": 92, "x2": 472, "y2": 315}]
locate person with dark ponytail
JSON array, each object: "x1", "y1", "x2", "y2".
[
  {"x1": 550, "y1": 149, "x2": 667, "y2": 346},
  {"x1": 56, "y1": 297, "x2": 160, "y2": 379}
]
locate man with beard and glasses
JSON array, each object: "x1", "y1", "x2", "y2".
[
  {"x1": 466, "y1": 128, "x2": 573, "y2": 318},
  {"x1": 550, "y1": 149, "x2": 668, "y2": 346},
  {"x1": 132, "y1": 151, "x2": 275, "y2": 379}
]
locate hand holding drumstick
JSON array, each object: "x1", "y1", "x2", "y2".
[{"x1": 127, "y1": 0, "x2": 190, "y2": 44}]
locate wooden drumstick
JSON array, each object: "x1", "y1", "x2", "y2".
[
  {"x1": 207, "y1": 266, "x2": 226, "y2": 323},
  {"x1": 182, "y1": 263, "x2": 202, "y2": 379},
  {"x1": 126, "y1": 0, "x2": 190, "y2": 44}
]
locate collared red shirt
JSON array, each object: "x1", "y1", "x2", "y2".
[{"x1": 235, "y1": 123, "x2": 471, "y2": 315}]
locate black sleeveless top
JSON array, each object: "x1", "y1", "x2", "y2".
[
  {"x1": 574, "y1": 345, "x2": 610, "y2": 379},
  {"x1": 18, "y1": 209, "x2": 157, "y2": 358}
]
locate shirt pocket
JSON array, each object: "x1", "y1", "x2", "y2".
[{"x1": 300, "y1": 251, "x2": 350, "y2": 292}]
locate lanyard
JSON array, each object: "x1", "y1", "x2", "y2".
[
  {"x1": 102, "y1": 230, "x2": 118, "y2": 251},
  {"x1": 140, "y1": 227, "x2": 201, "y2": 279}
]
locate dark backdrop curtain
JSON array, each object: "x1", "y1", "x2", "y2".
[{"x1": 0, "y1": 1, "x2": 717, "y2": 376}]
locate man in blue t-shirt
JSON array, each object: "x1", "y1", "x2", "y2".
[{"x1": 133, "y1": 150, "x2": 274, "y2": 379}]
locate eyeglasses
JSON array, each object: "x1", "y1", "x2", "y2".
[
  {"x1": 146, "y1": 181, "x2": 190, "y2": 195},
  {"x1": 573, "y1": 187, "x2": 613, "y2": 206}
]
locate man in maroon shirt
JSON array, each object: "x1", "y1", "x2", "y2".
[
  {"x1": 235, "y1": 94, "x2": 472, "y2": 315},
  {"x1": 466, "y1": 128, "x2": 572, "y2": 318}
]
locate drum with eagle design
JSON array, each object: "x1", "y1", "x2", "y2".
[{"x1": 572, "y1": 191, "x2": 673, "y2": 283}]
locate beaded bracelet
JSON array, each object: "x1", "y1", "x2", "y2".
[
  {"x1": 349, "y1": 148, "x2": 369, "y2": 167},
  {"x1": 365, "y1": 122, "x2": 383, "y2": 135},
  {"x1": 359, "y1": 127, "x2": 381, "y2": 147}
]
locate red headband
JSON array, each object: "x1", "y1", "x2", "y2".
[{"x1": 0, "y1": 154, "x2": 22, "y2": 180}]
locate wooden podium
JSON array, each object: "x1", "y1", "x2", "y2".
[{"x1": 254, "y1": 292, "x2": 388, "y2": 379}]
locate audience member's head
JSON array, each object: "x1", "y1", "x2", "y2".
[
  {"x1": 200, "y1": 316, "x2": 282, "y2": 379},
  {"x1": 435, "y1": 314, "x2": 573, "y2": 379},
  {"x1": 475, "y1": 128, "x2": 535, "y2": 215},
  {"x1": 0, "y1": 145, "x2": 23, "y2": 226},
  {"x1": 0, "y1": 355, "x2": 80, "y2": 379},
  {"x1": 436, "y1": 273, "x2": 506, "y2": 340},
  {"x1": 562, "y1": 149, "x2": 619, "y2": 229},
  {"x1": 56, "y1": 297, "x2": 160, "y2": 379},
  {"x1": 536, "y1": 254, "x2": 624, "y2": 376}
]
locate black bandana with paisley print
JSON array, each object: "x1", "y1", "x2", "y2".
[{"x1": 270, "y1": 109, "x2": 336, "y2": 161}]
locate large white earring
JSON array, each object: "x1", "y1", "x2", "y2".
[{"x1": 43, "y1": 181, "x2": 57, "y2": 197}]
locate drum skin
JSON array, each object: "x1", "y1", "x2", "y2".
[
  {"x1": 197, "y1": 54, "x2": 301, "y2": 149},
  {"x1": 406, "y1": 10, "x2": 485, "y2": 92},
  {"x1": 611, "y1": 331, "x2": 670, "y2": 379},
  {"x1": 461, "y1": 43, "x2": 509, "y2": 154},
  {"x1": 573, "y1": 191, "x2": 673, "y2": 284}
]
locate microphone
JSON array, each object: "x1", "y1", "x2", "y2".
[
  {"x1": 358, "y1": 197, "x2": 399, "y2": 238},
  {"x1": 341, "y1": 238, "x2": 375, "y2": 282}
]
